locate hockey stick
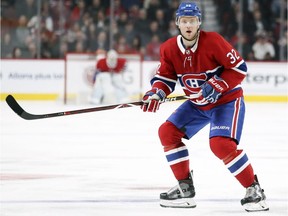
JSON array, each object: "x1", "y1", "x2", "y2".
[{"x1": 5, "y1": 94, "x2": 193, "y2": 120}]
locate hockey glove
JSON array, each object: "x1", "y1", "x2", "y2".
[
  {"x1": 141, "y1": 88, "x2": 166, "y2": 112},
  {"x1": 201, "y1": 75, "x2": 229, "y2": 103}
]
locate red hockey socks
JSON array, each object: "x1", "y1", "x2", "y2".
[
  {"x1": 164, "y1": 142, "x2": 190, "y2": 180},
  {"x1": 158, "y1": 121, "x2": 190, "y2": 180},
  {"x1": 210, "y1": 136, "x2": 255, "y2": 188},
  {"x1": 224, "y1": 149, "x2": 255, "y2": 187}
]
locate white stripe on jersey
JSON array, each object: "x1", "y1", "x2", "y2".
[
  {"x1": 232, "y1": 59, "x2": 247, "y2": 75},
  {"x1": 154, "y1": 74, "x2": 177, "y2": 83}
]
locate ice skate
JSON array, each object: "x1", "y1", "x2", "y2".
[
  {"x1": 160, "y1": 171, "x2": 196, "y2": 208},
  {"x1": 241, "y1": 175, "x2": 269, "y2": 212}
]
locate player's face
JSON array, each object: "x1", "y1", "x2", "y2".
[{"x1": 178, "y1": 16, "x2": 200, "y2": 40}]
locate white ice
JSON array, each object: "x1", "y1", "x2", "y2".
[{"x1": 0, "y1": 100, "x2": 287, "y2": 216}]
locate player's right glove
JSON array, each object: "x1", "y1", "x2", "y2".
[
  {"x1": 201, "y1": 75, "x2": 229, "y2": 103},
  {"x1": 141, "y1": 88, "x2": 166, "y2": 112}
]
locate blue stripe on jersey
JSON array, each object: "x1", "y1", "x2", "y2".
[
  {"x1": 151, "y1": 77, "x2": 176, "y2": 92},
  {"x1": 166, "y1": 149, "x2": 189, "y2": 162},
  {"x1": 237, "y1": 62, "x2": 247, "y2": 72},
  {"x1": 227, "y1": 153, "x2": 248, "y2": 173}
]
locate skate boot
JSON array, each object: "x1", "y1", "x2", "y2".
[
  {"x1": 241, "y1": 175, "x2": 269, "y2": 212},
  {"x1": 160, "y1": 171, "x2": 196, "y2": 208}
]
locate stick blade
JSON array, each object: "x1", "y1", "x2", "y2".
[
  {"x1": 5, "y1": 95, "x2": 40, "y2": 120},
  {"x1": 5, "y1": 95, "x2": 25, "y2": 116}
]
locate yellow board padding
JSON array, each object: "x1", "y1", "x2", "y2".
[
  {"x1": 0, "y1": 93, "x2": 59, "y2": 101},
  {"x1": 244, "y1": 95, "x2": 288, "y2": 102}
]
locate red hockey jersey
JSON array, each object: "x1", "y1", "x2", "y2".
[
  {"x1": 151, "y1": 30, "x2": 247, "y2": 110},
  {"x1": 96, "y1": 58, "x2": 127, "y2": 74}
]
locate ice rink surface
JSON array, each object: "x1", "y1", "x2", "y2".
[{"x1": 0, "y1": 99, "x2": 287, "y2": 216}]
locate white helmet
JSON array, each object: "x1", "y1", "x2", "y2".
[{"x1": 106, "y1": 49, "x2": 118, "y2": 68}]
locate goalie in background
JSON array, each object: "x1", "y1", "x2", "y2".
[{"x1": 89, "y1": 49, "x2": 128, "y2": 105}]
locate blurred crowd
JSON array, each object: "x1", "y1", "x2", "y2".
[
  {"x1": 1, "y1": 0, "x2": 287, "y2": 61},
  {"x1": 216, "y1": 0, "x2": 287, "y2": 61}
]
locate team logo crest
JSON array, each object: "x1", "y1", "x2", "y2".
[
  {"x1": 181, "y1": 73, "x2": 207, "y2": 93},
  {"x1": 83, "y1": 66, "x2": 96, "y2": 87}
]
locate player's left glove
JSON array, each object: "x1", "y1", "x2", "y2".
[
  {"x1": 201, "y1": 75, "x2": 229, "y2": 103},
  {"x1": 141, "y1": 88, "x2": 166, "y2": 112}
]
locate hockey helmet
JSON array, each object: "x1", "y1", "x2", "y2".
[
  {"x1": 175, "y1": 2, "x2": 201, "y2": 24},
  {"x1": 106, "y1": 49, "x2": 118, "y2": 68}
]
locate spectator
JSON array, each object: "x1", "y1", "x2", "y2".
[
  {"x1": 128, "y1": 4, "x2": 140, "y2": 20},
  {"x1": 66, "y1": 22, "x2": 81, "y2": 51},
  {"x1": 252, "y1": 32, "x2": 275, "y2": 61},
  {"x1": 271, "y1": 0, "x2": 281, "y2": 16},
  {"x1": 130, "y1": 35, "x2": 143, "y2": 54},
  {"x1": 12, "y1": 47, "x2": 23, "y2": 58},
  {"x1": 95, "y1": 9, "x2": 107, "y2": 30},
  {"x1": 110, "y1": 20, "x2": 121, "y2": 42},
  {"x1": 48, "y1": 33, "x2": 61, "y2": 58},
  {"x1": 75, "y1": 28, "x2": 87, "y2": 50},
  {"x1": 15, "y1": 15, "x2": 30, "y2": 48},
  {"x1": 88, "y1": 0, "x2": 105, "y2": 23},
  {"x1": 105, "y1": 0, "x2": 126, "y2": 21},
  {"x1": 58, "y1": 41, "x2": 68, "y2": 58},
  {"x1": 86, "y1": 23, "x2": 98, "y2": 52},
  {"x1": 230, "y1": 32, "x2": 253, "y2": 61},
  {"x1": 114, "y1": 34, "x2": 130, "y2": 53},
  {"x1": 167, "y1": 20, "x2": 179, "y2": 37},
  {"x1": 121, "y1": 21, "x2": 137, "y2": 45},
  {"x1": 252, "y1": 9, "x2": 270, "y2": 36},
  {"x1": 26, "y1": 40, "x2": 37, "y2": 58},
  {"x1": 145, "y1": 34, "x2": 161, "y2": 60},
  {"x1": 117, "y1": 12, "x2": 129, "y2": 32},
  {"x1": 1, "y1": 32, "x2": 14, "y2": 58},
  {"x1": 95, "y1": 30, "x2": 109, "y2": 51},
  {"x1": 155, "y1": 9, "x2": 167, "y2": 32},
  {"x1": 166, "y1": 0, "x2": 180, "y2": 23},
  {"x1": 70, "y1": 0, "x2": 87, "y2": 23},
  {"x1": 75, "y1": 41, "x2": 85, "y2": 53},
  {"x1": 15, "y1": 0, "x2": 37, "y2": 19},
  {"x1": 121, "y1": 0, "x2": 142, "y2": 11},
  {"x1": 27, "y1": 2, "x2": 54, "y2": 39},
  {"x1": 134, "y1": 8, "x2": 150, "y2": 34},
  {"x1": 149, "y1": 20, "x2": 165, "y2": 41},
  {"x1": 40, "y1": 31, "x2": 52, "y2": 58},
  {"x1": 145, "y1": 0, "x2": 161, "y2": 21},
  {"x1": 278, "y1": 29, "x2": 288, "y2": 60},
  {"x1": 1, "y1": 1, "x2": 18, "y2": 35},
  {"x1": 49, "y1": 0, "x2": 70, "y2": 35}
]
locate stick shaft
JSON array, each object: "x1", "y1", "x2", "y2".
[{"x1": 6, "y1": 95, "x2": 189, "y2": 120}]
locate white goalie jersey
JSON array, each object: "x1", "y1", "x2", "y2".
[{"x1": 90, "y1": 50, "x2": 128, "y2": 105}]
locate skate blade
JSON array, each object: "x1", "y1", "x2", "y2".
[
  {"x1": 243, "y1": 200, "x2": 269, "y2": 212},
  {"x1": 160, "y1": 198, "x2": 196, "y2": 208}
]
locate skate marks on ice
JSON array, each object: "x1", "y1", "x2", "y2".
[
  {"x1": 0, "y1": 101, "x2": 287, "y2": 216},
  {"x1": 1, "y1": 197, "x2": 286, "y2": 216}
]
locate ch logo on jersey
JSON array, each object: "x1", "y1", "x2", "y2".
[{"x1": 180, "y1": 73, "x2": 207, "y2": 93}]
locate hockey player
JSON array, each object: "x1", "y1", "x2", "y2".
[
  {"x1": 90, "y1": 49, "x2": 127, "y2": 105},
  {"x1": 141, "y1": 2, "x2": 269, "y2": 212}
]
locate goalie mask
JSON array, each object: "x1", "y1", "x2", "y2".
[{"x1": 106, "y1": 49, "x2": 118, "y2": 68}]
